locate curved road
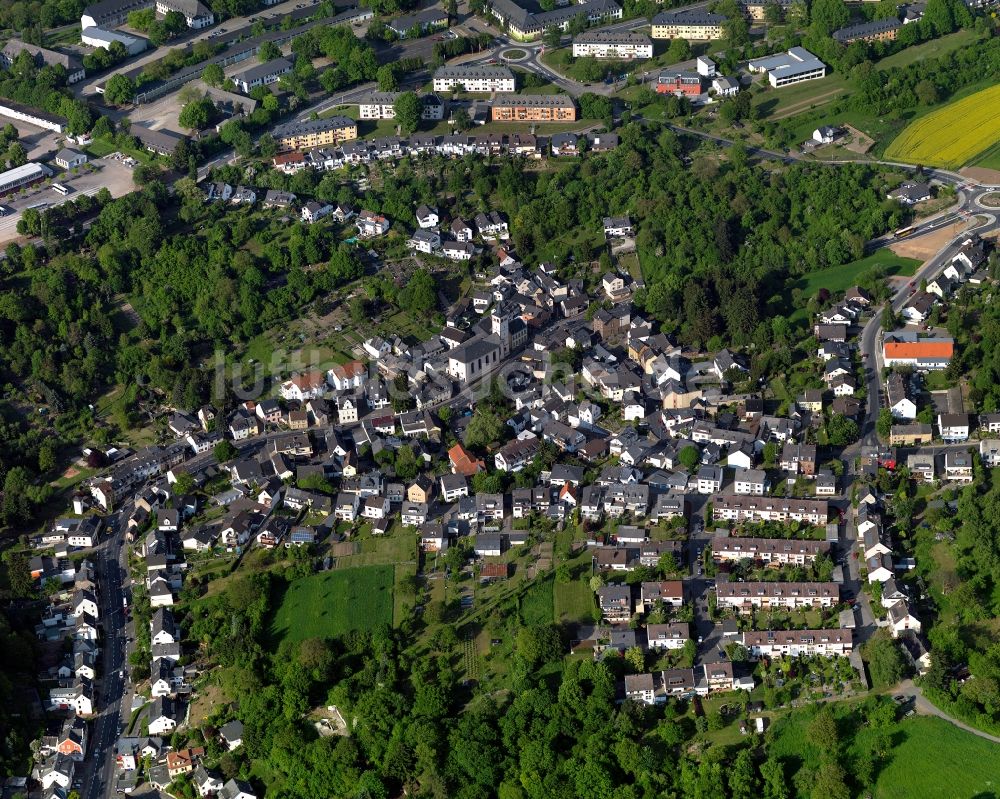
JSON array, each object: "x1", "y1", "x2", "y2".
[{"x1": 896, "y1": 679, "x2": 1000, "y2": 744}]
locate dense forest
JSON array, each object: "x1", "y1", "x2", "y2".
[{"x1": 175, "y1": 565, "x2": 910, "y2": 799}]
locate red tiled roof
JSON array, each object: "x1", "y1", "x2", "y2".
[{"x1": 884, "y1": 341, "x2": 953, "y2": 359}]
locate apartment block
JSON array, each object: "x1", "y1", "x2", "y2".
[
  {"x1": 271, "y1": 116, "x2": 358, "y2": 151},
  {"x1": 491, "y1": 94, "x2": 577, "y2": 122}
]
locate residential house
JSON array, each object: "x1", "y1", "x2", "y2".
[
  {"x1": 715, "y1": 581, "x2": 839, "y2": 613},
  {"x1": 598, "y1": 584, "x2": 633, "y2": 622},
  {"x1": 743, "y1": 628, "x2": 852, "y2": 658},
  {"x1": 937, "y1": 413, "x2": 969, "y2": 442},
  {"x1": 733, "y1": 467, "x2": 768, "y2": 495},
  {"x1": 943, "y1": 450, "x2": 973, "y2": 483},
  {"x1": 646, "y1": 623, "x2": 689, "y2": 650},
  {"x1": 710, "y1": 537, "x2": 830, "y2": 565}
]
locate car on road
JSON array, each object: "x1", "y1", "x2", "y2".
[{"x1": 697, "y1": 636, "x2": 703, "y2": 643}]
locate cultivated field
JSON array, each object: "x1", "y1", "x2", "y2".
[
  {"x1": 885, "y1": 84, "x2": 1000, "y2": 168},
  {"x1": 269, "y1": 565, "x2": 394, "y2": 643}
]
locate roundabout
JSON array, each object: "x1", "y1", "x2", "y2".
[
  {"x1": 499, "y1": 48, "x2": 529, "y2": 62},
  {"x1": 977, "y1": 191, "x2": 1000, "y2": 209}
]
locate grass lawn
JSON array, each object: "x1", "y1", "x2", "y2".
[
  {"x1": 873, "y1": 716, "x2": 1000, "y2": 799},
  {"x1": 84, "y1": 135, "x2": 157, "y2": 165},
  {"x1": 969, "y1": 139, "x2": 1000, "y2": 171},
  {"x1": 751, "y1": 73, "x2": 850, "y2": 120},
  {"x1": 617, "y1": 251, "x2": 641, "y2": 282},
  {"x1": 519, "y1": 576, "x2": 554, "y2": 625},
  {"x1": 269, "y1": 565, "x2": 394, "y2": 644},
  {"x1": 554, "y1": 578, "x2": 595, "y2": 623},
  {"x1": 795, "y1": 249, "x2": 921, "y2": 297},
  {"x1": 876, "y1": 29, "x2": 981, "y2": 70}
]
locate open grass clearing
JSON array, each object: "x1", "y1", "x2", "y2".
[
  {"x1": 794, "y1": 249, "x2": 921, "y2": 297},
  {"x1": 519, "y1": 575, "x2": 554, "y2": 625},
  {"x1": 554, "y1": 578, "x2": 595, "y2": 624},
  {"x1": 872, "y1": 716, "x2": 1000, "y2": 799},
  {"x1": 876, "y1": 28, "x2": 981, "y2": 70},
  {"x1": 751, "y1": 73, "x2": 850, "y2": 119},
  {"x1": 269, "y1": 565, "x2": 394, "y2": 644},
  {"x1": 970, "y1": 139, "x2": 1000, "y2": 171}
]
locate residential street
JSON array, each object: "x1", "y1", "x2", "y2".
[{"x1": 84, "y1": 515, "x2": 129, "y2": 799}]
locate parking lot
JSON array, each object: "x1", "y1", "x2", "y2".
[
  {"x1": 0, "y1": 155, "x2": 136, "y2": 245},
  {"x1": 129, "y1": 92, "x2": 187, "y2": 132}
]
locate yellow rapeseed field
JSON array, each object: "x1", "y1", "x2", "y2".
[{"x1": 885, "y1": 84, "x2": 1000, "y2": 168}]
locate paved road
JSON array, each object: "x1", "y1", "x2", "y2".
[
  {"x1": 858, "y1": 191, "x2": 1000, "y2": 445},
  {"x1": 896, "y1": 679, "x2": 1000, "y2": 744},
  {"x1": 84, "y1": 513, "x2": 130, "y2": 799},
  {"x1": 74, "y1": 0, "x2": 325, "y2": 98}
]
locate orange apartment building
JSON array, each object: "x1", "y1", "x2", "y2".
[{"x1": 491, "y1": 94, "x2": 577, "y2": 122}]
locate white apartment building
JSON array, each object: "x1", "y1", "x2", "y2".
[
  {"x1": 710, "y1": 537, "x2": 830, "y2": 566},
  {"x1": 743, "y1": 629, "x2": 852, "y2": 659},
  {"x1": 716, "y1": 581, "x2": 839, "y2": 613},
  {"x1": 712, "y1": 496, "x2": 828, "y2": 526},
  {"x1": 572, "y1": 30, "x2": 653, "y2": 59},
  {"x1": 432, "y1": 65, "x2": 516, "y2": 93}
]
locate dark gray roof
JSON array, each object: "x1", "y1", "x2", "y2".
[
  {"x1": 234, "y1": 57, "x2": 292, "y2": 83},
  {"x1": 272, "y1": 115, "x2": 355, "y2": 138},
  {"x1": 832, "y1": 16, "x2": 901, "y2": 41},
  {"x1": 652, "y1": 9, "x2": 725, "y2": 24}
]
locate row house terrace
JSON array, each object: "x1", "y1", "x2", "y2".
[
  {"x1": 715, "y1": 581, "x2": 839, "y2": 613},
  {"x1": 710, "y1": 536, "x2": 831, "y2": 565},
  {"x1": 742, "y1": 628, "x2": 853, "y2": 658},
  {"x1": 712, "y1": 495, "x2": 829, "y2": 526}
]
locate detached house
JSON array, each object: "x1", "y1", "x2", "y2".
[
  {"x1": 356, "y1": 210, "x2": 390, "y2": 237},
  {"x1": 597, "y1": 585, "x2": 633, "y2": 622},
  {"x1": 937, "y1": 413, "x2": 969, "y2": 443},
  {"x1": 280, "y1": 371, "x2": 326, "y2": 401}
]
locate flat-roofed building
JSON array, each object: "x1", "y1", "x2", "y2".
[
  {"x1": 748, "y1": 47, "x2": 826, "y2": 88},
  {"x1": 656, "y1": 71, "x2": 703, "y2": 96},
  {"x1": 0, "y1": 161, "x2": 52, "y2": 194},
  {"x1": 0, "y1": 99, "x2": 66, "y2": 133},
  {"x1": 80, "y1": 26, "x2": 147, "y2": 56}
]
